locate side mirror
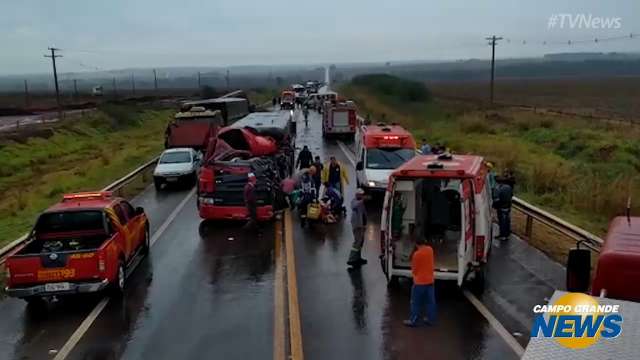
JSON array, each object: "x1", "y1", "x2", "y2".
[
  {"x1": 356, "y1": 161, "x2": 364, "y2": 171},
  {"x1": 566, "y1": 245, "x2": 591, "y2": 293},
  {"x1": 135, "y1": 206, "x2": 145, "y2": 216}
]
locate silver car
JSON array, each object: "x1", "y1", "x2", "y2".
[{"x1": 153, "y1": 148, "x2": 202, "y2": 191}]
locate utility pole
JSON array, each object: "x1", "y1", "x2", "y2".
[
  {"x1": 44, "y1": 47, "x2": 62, "y2": 117},
  {"x1": 485, "y1": 35, "x2": 503, "y2": 105},
  {"x1": 197, "y1": 71, "x2": 201, "y2": 89},
  {"x1": 131, "y1": 73, "x2": 136, "y2": 95},
  {"x1": 112, "y1": 77, "x2": 118, "y2": 99},
  {"x1": 225, "y1": 69, "x2": 230, "y2": 90},
  {"x1": 153, "y1": 69, "x2": 158, "y2": 92},
  {"x1": 24, "y1": 79, "x2": 30, "y2": 108},
  {"x1": 73, "y1": 79, "x2": 79, "y2": 98}
]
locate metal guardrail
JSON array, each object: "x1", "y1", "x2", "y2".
[
  {"x1": 0, "y1": 89, "x2": 248, "y2": 264},
  {"x1": 0, "y1": 156, "x2": 159, "y2": 264},
  {"x1": 512, "y1": 197, "x2": 604, "y2": 252}
]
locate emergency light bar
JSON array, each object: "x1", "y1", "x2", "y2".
[{"x1": 63, "y1": 191, "x2": 113, "y2": 202}]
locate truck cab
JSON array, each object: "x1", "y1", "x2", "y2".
[
  {"x1": 321, "y1": 100, "x2": 357, "y2": 139},
  {"x1": 355, "y1": 124, "x2": 417, "y2": 193},
  {"x1": 380, "y1": 154, "x2": 493, "y2": 292},
  {"x1": 280, "y1": 91, "x2": 296, "y2": 110},
  {"x1": 567, "y1": 215, "x2": 640, "y2": 301},
  {"x1": 4, "y1": 192, "x2": 149, "y2": 303},
  {"x1": 197, "y1": 112, "x2": 295, "y2": 221}
]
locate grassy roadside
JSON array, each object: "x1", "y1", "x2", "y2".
[
  {"x1": 341, "y1": 75, "x2": 640, "y2": 262},
  {"x1": 0, "y1": 104, "x2": 173, "y2": 248}
]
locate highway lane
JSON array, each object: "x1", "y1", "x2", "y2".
[
  {"x1": 291, "y1": 109, "x2": 561, "y2": 359},
  {"x1": 0, "y1": 107, "x2": 569, "y2": 360},
  {"x1": 0, "y1": 186, "x2": 193, "y2": 360},
  {"x1": 65, "y1": 199, "x2": 277, "y2": 360}
]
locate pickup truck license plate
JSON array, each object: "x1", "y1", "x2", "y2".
[
  {"x1": 45, "y1": 282, "x2": 71, "y2": 292},
  {"x1": 166, "y1": 177, "x2": 178, "y2": 182}
]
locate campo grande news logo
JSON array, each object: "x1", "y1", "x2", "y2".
[{"x1": 530, "y1": 292, "x2": 623, "y2": 349}]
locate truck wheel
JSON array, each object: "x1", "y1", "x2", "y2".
[
  {"x1": 110, "y1": 261, "x2": 126, "y2": 297},
  {"x1": 154, "y1": 178, "x2": 163, "y2": 192},
  {"x1": 471, "y1": 267, "x2": 486, "y2": 295}
]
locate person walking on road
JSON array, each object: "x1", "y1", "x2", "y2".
[
  {"x1": 303, "y1": 107, "x2": 310, "y2": 127},
  {"x1": 296, "y1": 145, "x2": 313, "y2": 170},
  {"x1": 404, "y1": 237, "x2": 436, "y2": 327},
  {"x1": 312, "y1": 156, "x2": 323, "y2": 196},
  {"x1": 347, "y1": 188, "x2": 368, "y2": 267},
  {"x1": 244, "y1": 173, "x2": 259, "y2": 229},
  {"x1": 321, "y1": 156, "x2": 349, "y2": 194},
  {"x1": 494, "y1": 170, "x2": 515, "y2": 240}
]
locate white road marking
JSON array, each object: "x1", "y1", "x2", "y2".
[
  {"x1": 463, "y1": 290, "x2": 525, "y2": 357},
  {"x1": 150, "y1": 187, "x2": 196, "y2": 246},
  {"x1": 337, "y1": 141, "x2": 356, "y2": 166},
  {"x1": 52, "y1": 299, "x2": 109, "y2": 360},
  {"x1": 338, "y1": 139, "x2": 525, "y2": 357},
  {"x1": 52, "y1": 188, "x2": 196, "y2": 360}
]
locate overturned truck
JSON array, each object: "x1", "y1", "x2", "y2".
[{"x1": 197, "y1": 111, "x2": 295, "y2": 221}]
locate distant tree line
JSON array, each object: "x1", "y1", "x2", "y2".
[{"x1": 351, "y1": 74, "x2": 431, "y2": 102}]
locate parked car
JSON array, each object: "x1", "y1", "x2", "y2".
[{"x1": 154, "y1": 148, "x2": 202, "y2": 190}]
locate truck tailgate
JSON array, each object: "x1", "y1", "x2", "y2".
[{"x1": 7, "y1": 251, "x2": 101, "y2": 286}]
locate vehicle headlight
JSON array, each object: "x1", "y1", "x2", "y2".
[{"x1": 368, "y1": 181, "x2": 377, "y2": 187}]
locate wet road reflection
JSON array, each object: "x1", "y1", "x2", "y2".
[{"x1": 292, "y1": 110, "x2": 520, "y2": 360}]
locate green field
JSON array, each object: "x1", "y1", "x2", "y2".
[
  {"x1": 341, "y1": 75, "x2": 640, "y2": 238},
  {"x1": 0, "y1": 104, "x2": 173, "y2": 247}
]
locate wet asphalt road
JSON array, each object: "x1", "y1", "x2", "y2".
[{"x1": 0, "y1": 108, "x2": 567, "y2": 360}]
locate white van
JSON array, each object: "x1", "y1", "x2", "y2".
[
  {"x1": 355, "y1": 124, "x2": 417, "y2": 193},
  {"x1": 380, "y1": 154, "x2": 493, "y2": 293}
]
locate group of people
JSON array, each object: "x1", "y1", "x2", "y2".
[
  {"x1": 244, "y1": 137, "x2": 516, "y2": 329},
  {"x1": 419, "y1": 138, "x2": 447, "y2": 155}
]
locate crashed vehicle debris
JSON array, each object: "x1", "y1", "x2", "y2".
[{"x1": 197, "y1": 111, "x2": 296, "y2": 221}]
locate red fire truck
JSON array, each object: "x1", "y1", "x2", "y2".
[{"x1": 321, "y1": 100, "x2": 357, "y2": 139}]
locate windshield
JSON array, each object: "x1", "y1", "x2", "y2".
[
  {"x1": 159, "y1": 151, "x2": 191, "y2": 164},
  {"x1": 366, "y1": 148, "x2": 415, "y2": 169},
  {"x1": 36, "y1": 210, "x2": 105, "y2": 233}
]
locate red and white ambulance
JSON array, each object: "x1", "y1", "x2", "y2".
[
  {"x1": 321, "y1": 100, "x2": 357, "y2": 139},
  {"x1": 380, "y1": 154, "x2": 493, "y2": 292},
  {"x1": 355, "y1": 123, "x2": 417, "y2": 193}
]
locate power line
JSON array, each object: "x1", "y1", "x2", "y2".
[
  {"x1": 486, "y1": 36, "x2": 503, "y2": 104},
  {"x1": 44, "y1": 47, "x2": 63, "y2": 117}
]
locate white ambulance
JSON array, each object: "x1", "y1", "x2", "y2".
[{"x1": 380, "y1": 154, "x2": 494, "y2": 293}]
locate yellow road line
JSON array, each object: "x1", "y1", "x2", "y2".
[
  {"x1": 285, "y1": 210, "x2": 304, "y2": 360},
  {"x1": 273, "y1": 217, "x2": 286, "y2": 360}
]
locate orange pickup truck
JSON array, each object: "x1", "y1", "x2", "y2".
[{"x1": 4, "y1": 192, "x2": 149, "y2": 303}]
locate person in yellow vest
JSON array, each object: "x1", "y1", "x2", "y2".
[{"x1": 321, "y1": 156, "x2": 349, "y2": 195}]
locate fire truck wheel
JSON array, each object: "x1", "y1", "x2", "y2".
[{"x1": 470, "y1": 267, "x2": 486, "y2": 295}]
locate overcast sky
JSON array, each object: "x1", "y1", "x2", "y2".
[{"x1": 1, "y1": 0, "x2": 639, "y2": 75}]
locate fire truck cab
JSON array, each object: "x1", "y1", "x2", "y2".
[
  {"x1": 321, "y1": 100, "x2": 357, "y2": 139},
  {"x1": 280, "y1": 91, "x2": 296, "y2": 110},
  {"x1": 380, "y1": 154, "x2": 493, "y2": 293},
  {"x1": 355, "y1": 124, "x2": 417, "y2": 193}
]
